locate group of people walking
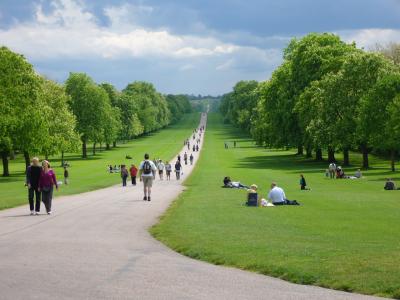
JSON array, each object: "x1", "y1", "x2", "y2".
[
  {"x1": 26, "y1": 157, "x2": 59, "y2": 215},
  {"x1": 119, "y1": 120, "x2": 205, "y2": 201}
]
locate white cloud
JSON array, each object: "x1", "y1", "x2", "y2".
[
  {"x1": 337, "y1": 28, "x2": 400, "y2": 49},
  {"x1": 0, "y1": 0, "x2": 281, "y2": 70}
]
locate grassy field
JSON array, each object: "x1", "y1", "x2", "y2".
[
  {"x1": 0, "y1": 113, "x2": 200, "y2": 210},
  {"x1": 151, "y1": 113, "x2": 400, "y2": 299}
]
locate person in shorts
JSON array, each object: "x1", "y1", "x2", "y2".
[
  {"x1": 157, "y1": 160, "x2": 165, "y2": 180},
  {"x1": 165, "y1": 161, "x2": 172, "y2": 181},
  {"x1": 139, "y1": 153, "x2": 157, "y2": 201}
]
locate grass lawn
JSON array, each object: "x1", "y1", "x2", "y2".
[
  {"x1": 0, "y1": 113, "x2": 200, "y2": 210},
  {"x1": 151, "y1": 113, "x2": 400, "y2": 299}
]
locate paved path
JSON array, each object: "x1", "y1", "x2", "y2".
[{"x1": 0, "y1": 114, "x2": 381, "y2": 300}]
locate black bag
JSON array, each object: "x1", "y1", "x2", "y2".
[
  {"x1": 143, "y1": 161, "x2": 152, "y2": 175},
  {"x1": 246, "y1": 193, "x2": 258, "y2": 206}
]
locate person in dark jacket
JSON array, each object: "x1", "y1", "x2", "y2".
[
  {"x1": 300, "y1": 174, "x2": 309, "y2": 190},
  {"x1": 26, "y1": 157, "x2": 42, "y2": 215}
]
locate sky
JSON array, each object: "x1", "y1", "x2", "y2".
[{"x1": 0, "y1": 0, "x2": 400, "y2": 95}]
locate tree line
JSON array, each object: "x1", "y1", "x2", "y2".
[
  {"x1": 220, "y1": 33, "x2": 400, "y2": 171},
  {"x1": 0, "y1": 46, "x2": 192, "y2": 176}
]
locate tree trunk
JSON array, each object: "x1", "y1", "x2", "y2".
[
  {"x1": 93, "y1": 143, "x2": 96, "y2": 155},
  {"x1": 361, "y1": 143, "x2": 369, "y2": 169},
  {"x1": 1, "y1": 150, "x2": 10, "y2": 177},
  {"x1": 343, "y1": 148, "x2": 350, "y2": 166},
  {"x1": 113, "y1": 141, "x2": 116, "y2": 148},
  {"x1": 306, "y1": 146, "x2": 312, "y2": 158},
  {"x1": 297, "y1": 145, "x2": 303, "y2": 155},
  {"x1": 328, "y1": 147, "x2": 336, "y2": 163},
  {"x1": 106, "y1": 143, "x2": 110, "y2": 150},
  {"x1": 390, "y1": 149, "x2": 396, "y2": 172},
  {"x1": 82, "y1": 140, "x2": 87, "y2": 158},
  {"x1": 23, "y1": 151, "x2": 30, "y2": 171},
  {"x1": 315, "y1": 148, "x2": 323, "y2": 161},
  {"x1": 61, "y1": 151, "x2": 65, "y2": 167}
]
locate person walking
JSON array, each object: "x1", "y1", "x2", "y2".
[
  {"x1": 299, "y1": 174, "x2": 309, "y2": 190},
  {"x1": 190, "y1": 153, "x2": 194, "y2": 165},
  {"x1": 177, "y1": 154, "x2": 181, "y2": 163},
  {"x1": 158, "y1": 160, "x2": 165, "y2": 180},
  {"x1": 184, "y1": 152, "x2": 188, "y2": 165},
  {"x1": 165, "y1": 161, "x2": 172, "y2": 181},
  {"x1": 196, "y1": 144, "x2": 199, "y2": 152},
  {"x1": 139, "y1": 153, "x2": 157, "y2": 201},
  {"x1": 129, "y1": 164, "x2": 138, "y2": 185},
  {"x1": 26, "y1": 157, "x2": 42, "y2": 215},
  {"x1": 38, "y1": 160, "x2": 58, "y2": 215},
  {"x1": 121, "y1": 165, "x2": 129, "y2": 186},
  {"x1": 175, "y1": 160, "x2": 182, "y2": 180},
  {"x1": 63, "y1": 166, "x2": 69, "y2": 185}
]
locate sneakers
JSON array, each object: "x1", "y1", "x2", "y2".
[
  {"x1": 47, "y1": 211, "x2": 52, "y2": 215},
  {"x1": 143, "y1": 196, "x2": 147, "y2": 201},
  {"x1": 34, "y1": 211, "x2": 39, "y2": 215},
  {"x1": 30, "y1": 211, "x2": 34, "y2": 215},
  {"x1": 148, "y1": 197, "x2": 151, "y2": 201}
]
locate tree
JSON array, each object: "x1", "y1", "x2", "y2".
[
  {"x1": 65, "y1": 73, "x2": 110, "y2": 158},
  {"x1": 0, "y1": 47, "x2": 41, "y2": 176},
  {"x1": 38, "y1": 78, "x2": 80, "y2": 164}
]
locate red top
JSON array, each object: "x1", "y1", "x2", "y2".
[
  {"x1": 39, "y1": 169, "x2": 58, "y2": 189},
  {"x1": 129, "y1": 166, "x2": 138, "y2": 176}
]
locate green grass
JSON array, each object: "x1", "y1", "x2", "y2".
[
  {"x1": 151, "y1": 113, "x2": 400, "y2": 299},
  {"x1": 0, "y1": 113, "x2": 200, "y2": 210}
]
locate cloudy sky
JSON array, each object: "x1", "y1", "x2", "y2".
[{"x1": 1, "y1": 0, "x2": 399, "y2": 95}]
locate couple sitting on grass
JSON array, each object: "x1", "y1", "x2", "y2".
[{"x1": 246, "y1": 182, "x2": 300, "y2": 207}]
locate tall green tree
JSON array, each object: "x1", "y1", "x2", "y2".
[{"x1": 0, "y1": 47, "x2": 41, "y2": 175}]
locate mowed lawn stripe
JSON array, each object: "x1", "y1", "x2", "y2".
[
  {"x1": 0, "y1": 113, "x2": 200, "y2": 210},
  {"x1": 152, "y1": 113, "x2": 400, "y2": 299}
]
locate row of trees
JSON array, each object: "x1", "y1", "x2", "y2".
[
  {"x1": 220, "y1": 34, "x2": 400, "y2": 170},
  {"x1": 0, "y1": 46, "x2": 191, "y2": 176}
]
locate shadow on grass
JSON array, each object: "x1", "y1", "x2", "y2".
[{"x1": 0, "y1": 172, "x2": 26, "y2": 183}]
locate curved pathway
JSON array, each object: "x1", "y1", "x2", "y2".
[{"x1": 0, "y1": 114, "x2": 381, "y2": 299}]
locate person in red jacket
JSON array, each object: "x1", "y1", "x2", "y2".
[{"x1": 129, "y1": 164, "x2": 138, "y2": 186}]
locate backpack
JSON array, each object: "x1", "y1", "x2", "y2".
[{"x1": 143, "y1": 161, "x2": 152, "y2": 175}]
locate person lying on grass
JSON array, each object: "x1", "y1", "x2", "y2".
[
  {"x1": 268, "y1": 182, "x2": 300, "y2": 205},
  {"x1": 223, "y1": 176, "x2": 249, "y2": 189}
]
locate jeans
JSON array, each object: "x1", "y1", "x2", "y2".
[
  {"x1": 28, "y1": 187, "x2": 41, "y2": 212},
  {"x1": 131, "y1": 176, "x2": 136, "y2": 185},
  {"x1": 273, "y1": 199, "x2": 300, "y2": 205},
  {"x1": 42, "y1": 187, "x2": 53, "y2": 213},
  {"x1": 122, "y1": 176, "x2": 127, "y2": 186}
]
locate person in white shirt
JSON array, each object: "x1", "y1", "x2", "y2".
[
  {"x1": 157, "y1": 160, "x2": 165, "y2": 180},
  {"x1": 139, "y1": 153, "x2": 157, "y2": 201},
  {"x1": 267, "y1": 182, "x2": 300, "y2": 205},
  {"x1": 165, "y1": 161, "x2": 172, "y2": 181}
]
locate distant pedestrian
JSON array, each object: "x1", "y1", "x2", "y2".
[
  {"x1": 192, "y1": 144, "x2": 196, "y2": 152},
  {"x1": 165, "y1": 161, "x2": 172, "y2": 180},
  {"x1": 196, "y1": 145, "x2": 199, "y2": 152},
  {"x1": 184, "y1": 152, "x2": 188, "y2": 165},
  {"x1": 190, "y1": 153, "x2": 194, "y2": 165},
  {"x1": 121, "y1": 165, "x2": 129, "y2": 186},
  {"x1": 328, "y1": 163, "x2": 336, "y2": 179},
  {"x1": 300, "y1": 174, "x2": 309, "y2": 190},
  {"x1": 63, "y1": 166, "x2": 69, "y2": 185},
  {"x1": 129, "y1": 164, "x2": 138, "y2": 185},
  {"x1": 177, "y1": 154, "x2": 181, "y2": 162},
  {"x1": 38, "y1": 160, "x2": 58, "y2": 215},
  {"x1": 175, "y1": 160, "x2": 182, "y2": 180},
  {"x1": 139, "y1": 153, "x2": 157, "y2": 201},
  {"x1": 187, "y1": 142, "x2": 190, "y2": 150},
  {"x1": 158, "y1": 160, "x2": 165, "y2": 180},
  {"x1": 26, "y1": 157, "x2": 42, "y2": 215}
]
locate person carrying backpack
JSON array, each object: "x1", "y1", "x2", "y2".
[
  {"x1": 139, "y1": 153, "x2": 157, "y2": 201},
  {"x1": 175, "y1": 160, "x2": 182, "y2": 180}
]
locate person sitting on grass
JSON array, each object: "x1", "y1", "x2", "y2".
[
  {"x1": 384, "y1": 178, "x2": 397, "y2": 190},
  {"x1": 354, "y1": 169, "x2": 362, "y2": 179},
  {"x1": 336, "y1": 166, "x2": 345, "y2": 179},
  {"x1": 246, "y1": 184, "x2": 258, "y2": 206},
  {"x1": 223, "y1": 176, "x2": 249, "y2": 189},
  {"x1": 268, "y1": 182, "x2": 300, "y2": 205}
]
